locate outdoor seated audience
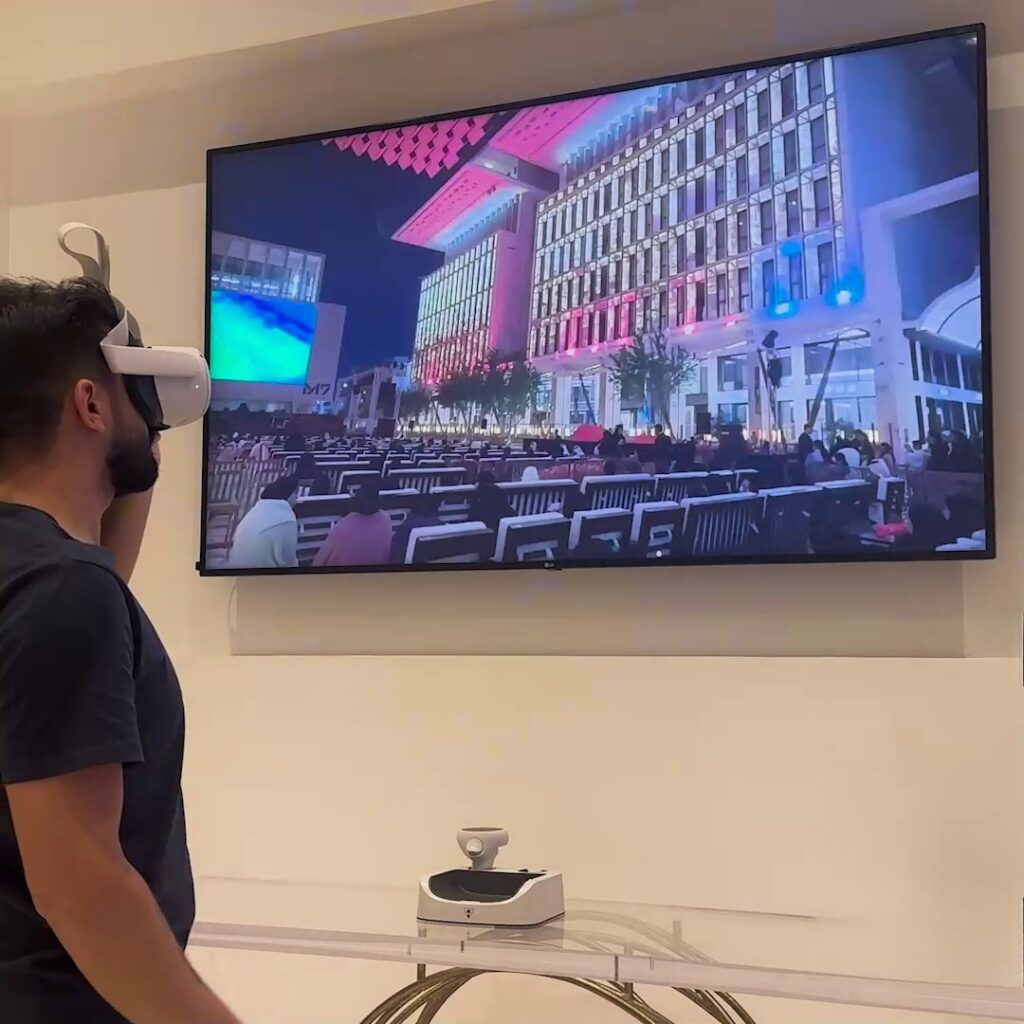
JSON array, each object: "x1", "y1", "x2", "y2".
[
  {"x1": 313, "y1": 478, "x2": 393, "y2": 567},
  {"x1": 228, "y1": 474, "x2": 300, "y2": 569},
  {"x1": 390, "y1": 492, "x2": 444, "y2": 563},
  {"x1": 468, "y1": 471, "x2": 516, "y2": 532}
]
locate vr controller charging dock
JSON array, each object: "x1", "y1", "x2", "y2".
[{"x1": 417, "y1": 828, "x2": 565, "y2": 928}]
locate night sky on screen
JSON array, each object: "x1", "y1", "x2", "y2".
[{"x1": 209, "y1": 140, "x2": 449, "y2": 377}]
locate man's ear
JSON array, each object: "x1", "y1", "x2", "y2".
[{"x1": 70, "y1": 378, "x2": 111, "y2": 435}]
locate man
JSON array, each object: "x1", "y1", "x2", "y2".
[
  {"x1": 228, "y1": 474, "x2": 300, "y2": 570},
  {"x1": 0, "y1": 278, "x2": 241, "y2": 1023},
  {"x1": 796, "y1": 423, "x2": 815, "y2": 462},
  {"x1": 652, "y1": 423, "x2": 671, "y2": 473}
]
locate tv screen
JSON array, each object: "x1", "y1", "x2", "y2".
[{"x1": 200, "y1": 24, "x2": 992, "y2": 576}]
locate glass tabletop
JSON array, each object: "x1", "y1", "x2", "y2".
[{"x1": 192, "y1": 877, "x2": 1024, "y2": 1019}]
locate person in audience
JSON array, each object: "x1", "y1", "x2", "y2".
[
  {"x1": 652, "y1": 423, "x2": 672, "y2": 473},
  {"x1": 248, "y1": 437, "x2": 272, "y2": 461},
  {"x1": 796, "y1": 423, "x2": 815, "y2": 462},
  {"x1": 946, "y1": 430, "x2": 978, "y2": 472},
  {"x1": 873, "y1": 442, "x2": 896, "y2": 475},
  {"x1": 832, "y1": 451, "x2": 851, "y2": 479},
  {"x1": 804, "y1": 440, "x2": 831, "y2": 484},
  {"x1": 603, "y1": 460, "x2": 619, "y2": 476},
  {"x1": 390, "y1": 491, "x2": 444, "y2": 564},
  {"x1": 926, "y1": 430, "x2": 949, "y2": 470},
  {"x1": 904, "y1": 439, "x2": 928, "y2": 472},
  {"x1": 313, "y1": 478, "x2": 393, "y2": 567},
  {"x1": 520, "y1": 465, "x2": 541, "y2": 483},
  {"x1": 468, "y1": 471, "x2": 515, "y2": 532},
  {"x1": 228, "y1": 475, "x2": 299, "y2": 569},
  {"x1": 216, "y1": 439, "x2": 239, "y2": 463},
  {"x1": 852, "y1": 429, "x2": 875, "y2": 462}
]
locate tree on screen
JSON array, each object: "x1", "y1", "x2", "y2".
[
  {"x1": 479, "y1": 354, "x2": 542, "y2": 436},
  {"x1": 608, "y1": 328, "x2": 698, "y2": 436},
  {"x1": 398, "y1": 386, "x2": 433, "y2": 428}
]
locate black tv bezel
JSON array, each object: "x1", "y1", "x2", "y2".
[{"x1": 198, "y1": 21, "x2": 994, "y2": 579}]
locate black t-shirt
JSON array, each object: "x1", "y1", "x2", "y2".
[{"x1": 0, "y1": 503, "x2": 194, "y2": 1023}]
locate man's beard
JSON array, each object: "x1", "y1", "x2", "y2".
[{"x1": 108, "y1": 429, "x2": 159, "y2": 497}]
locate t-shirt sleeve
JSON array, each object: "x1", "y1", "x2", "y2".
[{"x1": 0, "y1": 561, "x2": 143, "y2": 785}]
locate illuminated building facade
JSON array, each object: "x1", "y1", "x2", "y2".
[{"x1": 525, "y1": 36, "x2": 982, "y2": 446}]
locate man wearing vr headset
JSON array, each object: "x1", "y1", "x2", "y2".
[{"x1": 0, "y1": 265, "x2": 240, "y2": 1022}]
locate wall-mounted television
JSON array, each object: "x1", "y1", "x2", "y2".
[{"x1": 199, "y1": 24, "x2": 992, "y2": 576}]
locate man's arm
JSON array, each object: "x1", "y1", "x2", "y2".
[
  {"x1": 7, "y1": 764, "x2": 241, "y2": 1024},
  {"x1": 100, "y1": 438, "x2": 159, "y2": 582}
]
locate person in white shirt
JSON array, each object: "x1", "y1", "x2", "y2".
[
  {"x1": 248, "y1": 438, "x2": 272, "y2": 461},
  {"x1": 228, "y1": 475, "x2": 299, "y2": 569}
]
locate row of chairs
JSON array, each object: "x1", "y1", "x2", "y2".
[{"x1": 293, "y1": 479, "x2": 891, "y2": 566}]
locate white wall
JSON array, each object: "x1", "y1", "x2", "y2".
[{"x1": 4, "y1": 1, "x2": 1024, "y2": 1021}]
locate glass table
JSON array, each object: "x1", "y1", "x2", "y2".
[{"x1": 192, "y1": 877, "x2": 1023, "y2": 1023}]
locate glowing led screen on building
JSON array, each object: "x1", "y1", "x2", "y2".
[
  {"x1": 210, "y1": 290, "x2": 317, "y2": 386},
  {"x1": 201, "y1": 25, "x2": 992, "y2": 576}
]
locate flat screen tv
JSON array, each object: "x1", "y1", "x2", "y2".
[{"x1": 200, "y1": 24, "x2": 992, "y2": 576}]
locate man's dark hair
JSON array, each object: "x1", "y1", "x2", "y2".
[{"x1": 0, "y1": 277, "x2": 119, "y2": 470}]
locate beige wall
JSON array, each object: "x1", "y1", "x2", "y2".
[{"x1": 3, "y1": 2, "x2": 1024, "y2": 1021}]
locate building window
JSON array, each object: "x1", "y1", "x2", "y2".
[
  {"x1": 736, "y1": 154, "x2": 748, "y2": 196},
  {"x1": 675, "y1": 236, "x2": 686, "y2": 275},
  {"x1": 714, "y1": 115, "x2": 725, "y2": 154},
  {"x1": 645, "y1": 156, "x2": 655, "y2": 191},
  {"x1": 694, "y1": 126, "x2": 706, "y2": 165},
  {"x1": 783, "y1": 130, "x2": 798, "y2": 176},
  {"x1": 602, "y1": 181, "x2": 613, "y2": 213},
  {"x1": 695, "y1": 280, "x2": 706, "y2": 321},
  {"x1": 781, "y1": 73, "x2": 796, "y2": 117},
  {"x1": 676, "y1": 285, "x2": 687, "y2": 325},
  {"x1": 738, "y1": 266, "x2": 751, "y2": 311},
  {"x1": 718, "y1": 354, "x2": 746, "y2": 390},
  {"x1": 785, "y1": 189, "x2": 801, "y2": 236},
  {"x1": 659, "y1": 239, "x2": 669, "y2": 280},
  {"x1": 762, "y1": 258, "x2": 776, "y2": 307},
  {"x1": 677, "y1": 139, "x2": 687, "y2": 172},
  {"x1": 694, "y1": 175, "x2": 706, "y2": 215},
  {"x1": 757, "y1": 89, "x2": 770, "y2": 130},
  {"x1": 808, "y1": 59, "x2": 826, "y2": 105},
  {"x1": 788, "y1": 251, "x2": 804, "y2": 300},
  {"x1": 676, "y1": 186, "x2": 687, "y2": 221},
  {"x1": 659, "y1": 289, "x2": 669, "y2": 328},
  {"x1": 760, "y1": 198, "x2": 775, "y2": 244},
  {"x1": 715, "y1": 217, "x2": 726, "y2": 259},
  {"x1": 759, "y1": 142, "x2": 772, "y2": 187},
  {"x1": 817, "y1": 241, "x2": 835, "y2": 295},
  {"x1": 814, "y1": 177, "x2": 831, "y2": 226},
  {"x1": 737, "y1": 209, "x2": 749, "y2": 252},
  {"x1": 716, "y1": 272, "x2": 728, "y2": 317},
  {"x1": 718, "y1": 403, "x2": 749, "y2": 428},
  {"x1": 623, "y1": 300, "x2": 636, "y2": 337},
  {"x1": 630, "y1": 208, "x2": 639, "y2": 244},
  {"x1": 811, "y1": 116, "x2": 827, "y2": 164},
  {"x1": 715, "y1": 166, "x2": 726, "y2": 206},
  {"x1": 659, "y1": 193, "x2": 669, "y2": 230},
  {"x1": 695, "y1": 225, "x2": 707, "y2": 268},
  {"x1": 733, "y1": 103, "x2": 747, "y2": 143},
  {"x1": 644, "y1": 203, "x2": 654, "y2": 237}
]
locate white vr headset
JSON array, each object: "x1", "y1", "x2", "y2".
[{"x1": 57, "y1": 222, "x2": 211, "y2": 431}]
